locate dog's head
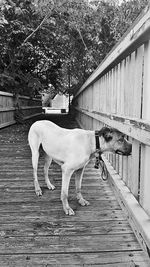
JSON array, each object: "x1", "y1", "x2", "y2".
[{"x1": 98, "y1": 127, "x2": 132, "y2": 156}]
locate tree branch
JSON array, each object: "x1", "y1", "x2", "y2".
[
  {"x1": 6, "y1": 0, "x2": 54, "y2": 72},
  {"x1": 21, "y1": 13, "x2": 49, "y2": 46},
  {"x1": 76, "y1": 25, "x2": 99, "y2": 67}
]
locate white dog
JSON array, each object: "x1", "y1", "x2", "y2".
[{"x1": 28, "y1": 120, "x2": 132, "y2": 215}]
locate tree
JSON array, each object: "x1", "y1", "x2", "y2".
[
  {"x1": 0, "y1": 0, "x2": 60, "y2": 96},
  {"x1": 0, "y1": 0, "x2": 149, "y2": 97}
]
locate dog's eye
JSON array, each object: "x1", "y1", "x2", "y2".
[{"x1": 118, "y1": 138, "x2": 124, "y2": 143}]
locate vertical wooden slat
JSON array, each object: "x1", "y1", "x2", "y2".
[
  {"x1": 129, "y1": 139, "x2": 140, "y2": 198},
  {"x1": 110, "y1": 69, "x2": 113, "y2": 114},
  {"x1": 127, "y1": 137, "x2": 132, "y2": 189},
  {"x1": 117, "y1": 62, "x2": 123, "y2": 177},
  {"x1": 128, "y1": 52, "x2": 135, "y2": 117},
  {"x1": 101, "y1": 76, "x2": 104, "y2": 112},
  {"x1": 140, "y1": 40, "x2": 150, "y2": 217},
  {"x1": 98, "y1": 79, "x2": 101, "y2": 112},
  {"x1": 105, "y1": 73, "x2": 108, "y2": 113},
  {"x1": 128, "y1": 46, "x2": 143, "y2": 197},
  {"x1": 122, "y1": 155, "x2": 128, "y2": 186},
  {"x1": 119, "y1": 155, "x2": 123, "y2": 177},
  {"x1": 120, "y1": 59, "x2": 125, "y2": 116},
  {"x1": 122, "y1": 57, "x2": 129, "y2": 184},
  {"x1": 116, "y1": 63, "x2": 121, "y2": 115},
  {"x1": 104, "y1": 75, "x2": 106, "y2": 112},
  {"x1": 112, "y1": 67, "x2": 116, "y2": 114},
  {"x1": 94, "y1": 81, "x2": 99, "y2": 112},
  {"x1": 133, "y1": 46, "x2": 144, "y2": 118}
]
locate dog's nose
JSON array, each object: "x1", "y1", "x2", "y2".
[{"x1": 127, "y1": 143, "x2": 132, "y2": 155}]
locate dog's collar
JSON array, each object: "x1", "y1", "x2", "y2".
[
  {"x1": 95, "y1": 131, "x2": 100, "y2": 151},
  {"x1": 95, "y1": 131, "x2": 103, "y2": 161},
  {"x1": 94, "y1": 131, "x2": 107, "y2": 180}
]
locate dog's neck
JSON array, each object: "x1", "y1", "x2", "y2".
[{"x1": 88, "y1": 131, "x2": 103, "y2": 155}]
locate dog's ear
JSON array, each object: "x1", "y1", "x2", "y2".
[{"x1": 98, "y1": 127, "x2": 113, "y2": 142}]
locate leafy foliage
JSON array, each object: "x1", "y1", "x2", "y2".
[{"x1": 0, "y1": 0, "x2": 149, "y2": 97}]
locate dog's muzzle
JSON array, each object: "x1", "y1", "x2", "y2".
[{"x1": 115, "y1": 142, "x2": 132, "y2": 156}]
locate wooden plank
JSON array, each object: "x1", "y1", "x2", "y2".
[
  {"x1": 0, "y1": 200, "x2": 120, "y2": 212},
  {"x1": 93, "y1": 81, "x2": 98, "y2": 114},
  {"x1": 107, "y1": 70, "x2": 111, "y2": 113},
  {"x1": 104, "y1": 74, "x2": 107, "y2": 113},
  {"x1": 0, "y1": 214, "x2": 126, "y2": 225},
  {"x1": 118, "y1": 155, "x2": 123, "y2": 178},
  {"x1": 21, "y1": 106, "x2": 42, "y2": 110},
  {"x1": 113, "y1": 66, "x2": 117, "y2": 114},
  {"x1": 139, "y1": 40, "x2": 150, "y2": 217},
  {"x1": 124, "y1": 56, "x2": 129, "y2": 117},
  {"x1": 0, "y1": 234, "x2": 141, "y2": 254},
  {"x1": 0, "y1": 220, "x2": 132, "y2": 236},
  {"x1": 0, "y1": 120, "x2": 16, "y2": 129},
  {"x1": 110, "y1": 69, "x2": 114, "y2": 114},
  {"x1": 105, "y1": 72, "x2": 108, "y2": 113},
  {"x1": 127, "y1": 137, "x2": 132, "y2": 189},
  {"x1": 140, "y1": 145, "x2": 150, "y2": 217},
  {"x1": 129, "y1": 53, "x2": 135, "y2": 117},
  {"x1": 0, "y1": 251, "x2": 149, "y2": 267},
  {"x1": 116, "y1": 63, "x2": 121, "y2": 115},
  {"x1": 0, "y1": 107, "x2": 15, "y2": 111},
  {"x1": 133, "y1": 45, "x2": 144, "y2": 117},
  {"x1": 115, "y1": 154, "x2": 119, "y2": 174},
  {"x1": 129, "y1": 139, "x2": 140, "y2": 198},
  {"x1": 0, "y1": 91, "x2": 13, "y2": 96},
  {"x1": 24, "y1": 112, "x2": 42, "y2": 120},
  {"x1": 0, "y1": 209, "x2": 126, "y2": 223},
  {"x1": 120, "y1": 59, "x2": 125, "y2": 115},
  {"x1": 141, "y1": 40, "x2": 150, "y2": 119}
]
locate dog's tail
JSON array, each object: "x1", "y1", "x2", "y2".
[{"x1": 28, "y1": 123, "x2": 41, "y2": 153}]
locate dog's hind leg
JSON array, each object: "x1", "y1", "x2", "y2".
[
  {"x1": 44, "y1": 154, "x2": 55, "y2": 190},
  {"x1": 28, "y1": 132, "x2": 42, "y2": 196},
  {"x1": 75, "y1": 167, "x2": 90, "y2": 206},
  {"x1": 61, "y1": 164, "x2": 74, "y2": 215},
  {"x1": 31, "y1": 149, "x2": 42, "y2": 196}
]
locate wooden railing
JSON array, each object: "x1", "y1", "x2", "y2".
[
  {"x1": 0, "y1": 91, "x2": 42, "y2": 128},
  {"x1": 73, "y1": 6, "x2": 150, "y2": 254}
]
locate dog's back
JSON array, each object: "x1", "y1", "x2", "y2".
[{"x1": 28, "y1": 120, "x2": 91, "y2": 164}]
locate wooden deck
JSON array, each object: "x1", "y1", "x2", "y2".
[{"x1": 0, "y1": 114, "x2": 149, "y2": 267}]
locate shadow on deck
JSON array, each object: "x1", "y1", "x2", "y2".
[{"x1": 0, "y1": 114, "x2": 149, "y2": 267}]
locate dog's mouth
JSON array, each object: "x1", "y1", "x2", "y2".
[{"x1": 115, "y1": 149, "x2": 131, "y2": 156}]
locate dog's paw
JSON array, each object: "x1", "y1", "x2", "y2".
[
  {"x1": 78, "y1": 198, "x2": 90, "y2": 206},
  {"x1": 35, "y1": 188, "x2": 42, "y2": 196},
  {"x1": 47, "y1": 182, "x2": 55, "y2": 190},
  {"x1": 64, "y1": 206, "x2": 75, "y2": 216}
]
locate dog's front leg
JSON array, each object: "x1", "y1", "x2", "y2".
[
  {"x1": 61, "y1": 165, "x2": 74, "y2": 215},
  {"x1": 44, "y1": 155, "x2": 55, "y2": 190},
  {"x1": 75, "y1": 168, "x2": 90, "y2": 206}
]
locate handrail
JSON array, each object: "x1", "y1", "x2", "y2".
[{"x1": 74, "y1": 5, "x2": 150, "y2": 97}]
